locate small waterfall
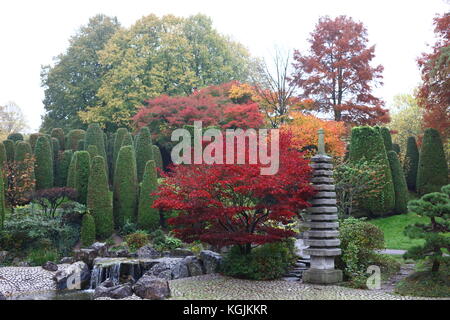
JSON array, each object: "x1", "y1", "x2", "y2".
[
  {"x1": 89, "y1": 258, "x2": 148, "y2": 289},
  {"x1": 90, "y1": 261, "x2": 122, "y2": 289}
]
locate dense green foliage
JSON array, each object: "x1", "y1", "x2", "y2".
[
  {"x1": 348, "y1": 126, "x2": 395, "y2": 216},
  {"x1": 29, "y1": 133, "x2": 43, "y2": 151},
  {"x1": 113, "y1": 145, "x2": 138, "y2": 228},
  {"x1": 73, "y1": 151, "x2": 90, "y2": 205},
  {"x1": 135, "y1": 127, "x2": 154, "y2": 182},
  {"x1": 3, "y1": 139, "x2": 15, "y2": 162},
  {"x1": 221, "y1": 240, "x2": 297, "y2": 280},
  {"x1": 87, "y1": 156, "x2": 113, "y2": 239},
  {"x1": 152, "y1": 145, "x2": 163, "y2": 171},
  {"x1": 404, "y1": 185, "x2": 450, "y2": 272},
  {"x1": 416, "y1": 128, "x2": 448, "y2": 195},
  {"x1": 380, "y1": 127, "x2": 393, "y2": 151},
  {"x1": 86, "y1": 145, "x2": 99, "y2": 160},
  {"x1": 14, "y1": 141, "x2": 32, "y2": 162},
  {"x1": 387, "y1": 151, "x2": 409, "y2": 214},
  {"x1": 34, "y1": 136, "x2": 54, "y2": 190},
  {"x1": 7, "y1": 133, "x2": 23, "y2": 143},
  {"x1": 113, "y1": 128, "x2": 128, "y2": 174},
  {"x1": 56, "y1": 150, "x2": 73, "y2": 187},
  {"x1": 121, "y1": 132, "x2": 133, "y2": 147},
  {"x1": 404, "y1": 136, "x2": 420, "y2": 191},
  {"x1": 51, "y1": 138, "x2": 60, "y2": 183},
  {"x1": 66, "y1": 129, "x2": 85, "y2": 150},
  {"x1": 0, "y1": 143, "x2": 6, "y2": 168},
  {"x1": 84, "y1": 123, "x2": 107, "y2": 169},
  {"x1": 80, "y1": 214, "x2": 96, "y2": 246},
  {"x1": 0, "y1": 168, "x2": 5, "y2": 229},
  {"x1": 125, "y1": 230, "x2": 149, "y2": 251},
  {"x1": 51, "y1": 128, "x2": 65, "y2": 150},
  {"x1": 66, "y1": 152, "x2": 77, "y2": 188},
  {"x1": 137, "y1": 160, "x2": 159, "y2": 230},
  {"x1": 392, "y1": 143, "x2": 400, "y2": 154}
]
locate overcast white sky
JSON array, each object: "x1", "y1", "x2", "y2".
[{"x1": 0, "y1": 0, "x2": 448, "y2": 132}]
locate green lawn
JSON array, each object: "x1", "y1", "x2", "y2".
[{"x1": 369, "y1": 213, "x2": 428, "y2": 250}]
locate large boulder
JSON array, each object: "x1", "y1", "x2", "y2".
[
  {"x1": 90, "y1": 242, "x2": 108, "y2": 256},
  {"x1": 170, "y1": 248, "x2": 194, "y2": 257},
  {"x1": 144, "y1": 258, "x2": 188, "y2": 280},
  {"x1": 53, "y1": 261, "x2": 90, "y2": 290},
  {"x1": 42, "y1": 261, "x2": 58, "y2": 272},
  {"x1": 108, "y1": 248, "x2": 130, "y2": 258},
  {"x1": 183, "y1": 256, "x2": 204, "y2": 277},
  {"x1": 132, "y1": 276, "x2": 170, "y2": 300},
  {"x1": 74, "y1": 242, "x2": 108, "y2": 267},
  {"x1": 200, "y1": 250, "x2": 222, "y2": 274},
  {"x1": 60, "y1": 257, "x2": 75, "y2": 264},
  {"x1": 136, "y1": 245, "x2": 160, "y2": 259},
  {"x1": 93, "y1": 279, "x2": 133, "y2": 299}
]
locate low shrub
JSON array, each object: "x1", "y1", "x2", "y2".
[
  {"x1": 27, "y1": 248, "x2": 59, "y2": 266},
  {"x1": 149, "y1": 229, "x2": 183, "y2": 251},
  {"x1": 125, "y1": 230, "x2": 149, "y2": 251},
  {"x1": 220, "y1": 239, "x2": 296, "y2": 280},
  {"x1": 80, "y1": 214, "x2": 96, "y2": 247}
]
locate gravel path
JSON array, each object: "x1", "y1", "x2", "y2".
[{"x1": 168, "y1": 274, "x2": 442, "y2": 300}]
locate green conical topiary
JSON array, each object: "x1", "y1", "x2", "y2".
[
  {"x1": 380, "y1": 127, "x2": 393, "y2": 152},
  {"x1": 403, "y1": 136, "x2": 419, "y2": 191},
  {"x1": 7, "y1": 133, "x2": 23, "y2": 143},
  {"x1": 107, "y1": 133, "x2": 116, "y2": 183},
  {"x1": 121, "y1": 132, "x2": 134, "y2": 147},
  {"x1": 77, "y1": 139, "x2": 85, "y2": 151},
  {"x1": 51, "y1": 138, "x2": 60, "y2": 184},
  {"x1": 0, "y1": 143, "x2": 6, "y2": 168},
  {"x1": 14, "y1": 141, "x2": 32, "y2": 162},
  {"x1": 113, "y1": 145, "x2": 138, "y2": 228},
  {"x1": 51, "y1": 128, "x2": 65, "y2": 150},
  {"x1": 80, "y1": 214, "x2": 96, "y2": 246},
  {"x1": 113, "y1": 128, "x2": 128, "y2": 173},
  {"x1": 416, "y1": 128, "x2": 448, "y2": 195},
  {"x1": 348, "y1": 126, "x2": 395, "y2": 216},
  {"x1": 86, "y1": 145, "x2": 99, "y2": 161},
  {"x1": 66, "y1": 129, "x2": 85, "y2": 150},
  {"x1": 85, "y1": 123, "x2": 107, "y2": 167},
  {"x1": 0, "y1": 168, "x2": 5, "y2": 229},
  {"x1": 152, "y1": 145, "x2": 163, "y2": 172},
  {"x1": 29, "y1": 133, "x2": 43, "y2": 151},
  {"x1": 392, "y1": 143, "x2": 400, "y2": 154},
  {"x1": 66, "y1": 152, "x2": 77, "y2": 188},
  {"x1": 34, "y1": 136, "x2": 54, "y2": 190},
  {"x1": 87, "y1": 156, "x2": 113, "y2": 239},
  {"x1": 57, "y1": 150, "x2": 73, "y2": 187},
  {"x1": 3, "y1": 139, "x2": 15, "y2": 162},
  {"x1": 74, "y1": 151, "x2": 90, "y2": 205},
  {"x1": 135, "y1": 127, "x2": 154, "y2": 182},
  {"x1": 387, "y1": 151, "x2": 408, "y2": 214},
  {"x1": 137, "y1": 160, "x2": 160, "y2": 230}
]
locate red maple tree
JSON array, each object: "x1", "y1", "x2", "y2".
[
  {"x1": 153, "y1": 131, "x2": 315, "y2": 254},
  {"x1": 417, "y1": 13, "x2": 449, "y2": 138},
  {"x1": 292, "y1": 15, "x2": 389, "y2": 126}
]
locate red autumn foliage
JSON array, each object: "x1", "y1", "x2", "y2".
[
  {"x1": 292, "y1": 15, "x2": 389, "y2": 126},
  {"x1": 152, "y1": 131, "x2": 315, "y2": 254},
  {"x1": 416, "y1": 13, "x2": 450, "y2": 138},
  {"x1": 132, "y1": 81, "x2": 264, "y2": 147}
]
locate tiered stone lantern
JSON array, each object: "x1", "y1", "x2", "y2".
[{"x1": 302, "y1": 129, "x2": 343, "y2": 284}]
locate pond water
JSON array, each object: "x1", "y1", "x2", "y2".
[{"x1": 11, "y1": 290, "x2": 94, "y2": 300}]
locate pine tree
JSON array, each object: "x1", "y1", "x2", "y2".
[
  {"x1": 138, "y1": 160, "x2": 160, "y2": 230},
  {"x1": 349, "y1": 126, "x2": 395, "y2": 216},
  {"x1": 74, "y1": 151, "x2": 90, "y2": 205},
  {"x1": 387, "y1": 151, "x2": 408, "y2": 214},
  {"x1": 3, "y1": 139, "x2": 15, "y2": 162},
  {"x1": 87, "y1": 156, "x2": 113, "y2": 239},
  {"x1": 113, "y1": 145, "x2": 138, "y2": 228},
  {"x1": 135, "y1": 127, "x2": 154, "y2": 182},
  {"x1": 51, "y1": 128, "x2": 65, "y2": 150},
  {"x1": 404, "y1": 136, "x2": 419, "y2": 191},
  {"x1": 416, "y1": 128, "x2": 448, "y2": 195},
  {"x1": 58, "y1": 150, "x2": 73, "y2": 187},
  {"x1": 34, "y1": 136, "x2": 54, "y2": 190},
  {"x1": 81, "y1": 214, "x2": 96, "y2": 246}
]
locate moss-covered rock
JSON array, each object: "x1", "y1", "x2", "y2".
[
  {"x1": 113, "y1": 145, "x2": 138, "y2": 228},
  {"x1": 416, "y1": 128, "x2": 448, "y2": 195},
  {"x1": 348, "y1": 126, "x2": 395, "y2": 216},
  {"x1": 138, "y1": 160, "x2": 159, "y2": 230},
  {"x1": 34, "y1": 136, "x2": 54, "y2": 190},
  {"x1": 403, "y1": 136, "x2": 419, "y2": 191},
  {"x1": 387, "y1": 151, "x2": 408, "y2": 214},
  {"x1": 135, "y1": 127, "x2": 154, "y2": 182},
  {"x1": 88, "y1": 156, "x2": 113, "y2": 239},
  {"x1": 81, "y1": 214, "x2": 96, "y2": 246}
]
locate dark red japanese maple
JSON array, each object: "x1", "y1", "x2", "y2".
[
  {"x1": 417, "y1": 13, "x2": 449, "y2": 138},
  {"x1": 292, "y1": 15, "x2": 388, "y2": 126},
  {"x1": 153, "y1": 131, "x2": 315, "y2": 254}
]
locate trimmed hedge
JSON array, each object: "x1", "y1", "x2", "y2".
[
  {"x1": 152, "y1": 145, "x2": 163, "y2": 172},
  {"x1": 84, "y1": 124, "x2": 107, "y2": 164},
  {"x1": 0, "y1": 143, "x2": 6, "y2": 168},
  {"x1": 3, "y1": 139, "x2": 15, "y2": 162},
  {"x1": 403, "y1": 136, "x2": 419, "y2": 191},
  {"x1": 7, "y1": 133, "x2": 23, "y2": 143},
  {"x1": 113, "y1": 145, "x2": 138, "y2": 228},
  {"x1": 57, "y1": 150, "x2": 73, "y2": 187},
  {"x1": 51, "y1": 128, "x2": 65, "y2": 150},
  {"x1": 0, "y1": 168, "x2": 5, "y2": 229},
  {"x1": 138, "y1": 160, "x2": 159, "y2": 230},
  {"x1": 392, "y1": 143, "x2": 400, "y2": 154},
  {"x1": 66, "y1": 152, "x2": 77, "y2": 189},
  {"x1": 416, "y1": 128, "x2": 448, "y2": 195},
  {"x1": 380, "y1": 127, "x2": 393, "y2": 152},
  {"x1": 29, "y1": 133, "x2": 43, "y2": 151},
  {"x1": 135, "y1": 127, "x2": 154, "y2": 182},
  {"x1": 74, "y1": 151, "x2": 90, "y2": 205},
  {"x1": 66, "y1": 129, "x2": 85, "y2": 151},
  {"x1": 113, "y1": 128, "x2": 128, "y2": 174},
  {"x1": 87, "y1": 156, "x2": 113, "y2": 239},
  {"x1": 121, "y1": 132, "x2": 134, "y2": 147},
  {"x1": 14, "y1": 141, "x2": 32, "y2": 162},
  {"x1": 348, "y1": 126, "x2": 395, "y2": 216},
  {"x1": 51, "y1": 138, "x2": 60, "y2": 184},
  {"x1": 80, "y1": 214, "x2": 96, "y2": 246},
  {"x1": 34, "y1": 136, "x2": 54, "y2": 190},
  {"x1": 77, "y1": 139, "x2": 85, "y2": 151},
  {"x1": 387, "y1": 151, "x2": 408, "y2": 214},
  {"x1": 87, "y1": 145, "x2": 99, "y2": 160}
]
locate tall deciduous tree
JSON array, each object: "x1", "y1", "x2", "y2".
[
  {"x1": 292, "y1": 15, "x2": 388, "y2": 125},
  {"x1": 0, "y1": 102, "x2": 28, "y2": 141},
  {"x1": 79, "y1": 14, "x2": 253, "y2": 129},
  {"x1": 416, "y1": 13, "x2": 449, "y2": 138},
  {"x1": 40, "y1": 14, "x2": 121, "y2": 132}
]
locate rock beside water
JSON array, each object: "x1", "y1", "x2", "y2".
[
  {"x1": 133, "y1": 276, "x2": 170, "y2": 300},
  {"x1": 93, "y1": 279, "x2": 133, "y2": 299},
  {"x1": 200, "y1": 250, "x2": 223, "y2": 274},
  {"x1": 53, "y1": 261, "x2": 90, "y2": 290},
  {"x1": 42, "y1": 261, "x2": 58, "y2": 272}
]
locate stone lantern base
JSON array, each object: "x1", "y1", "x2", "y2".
[{"x1": 303, "y1": 268, "x2": 343, "y2": 284}]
